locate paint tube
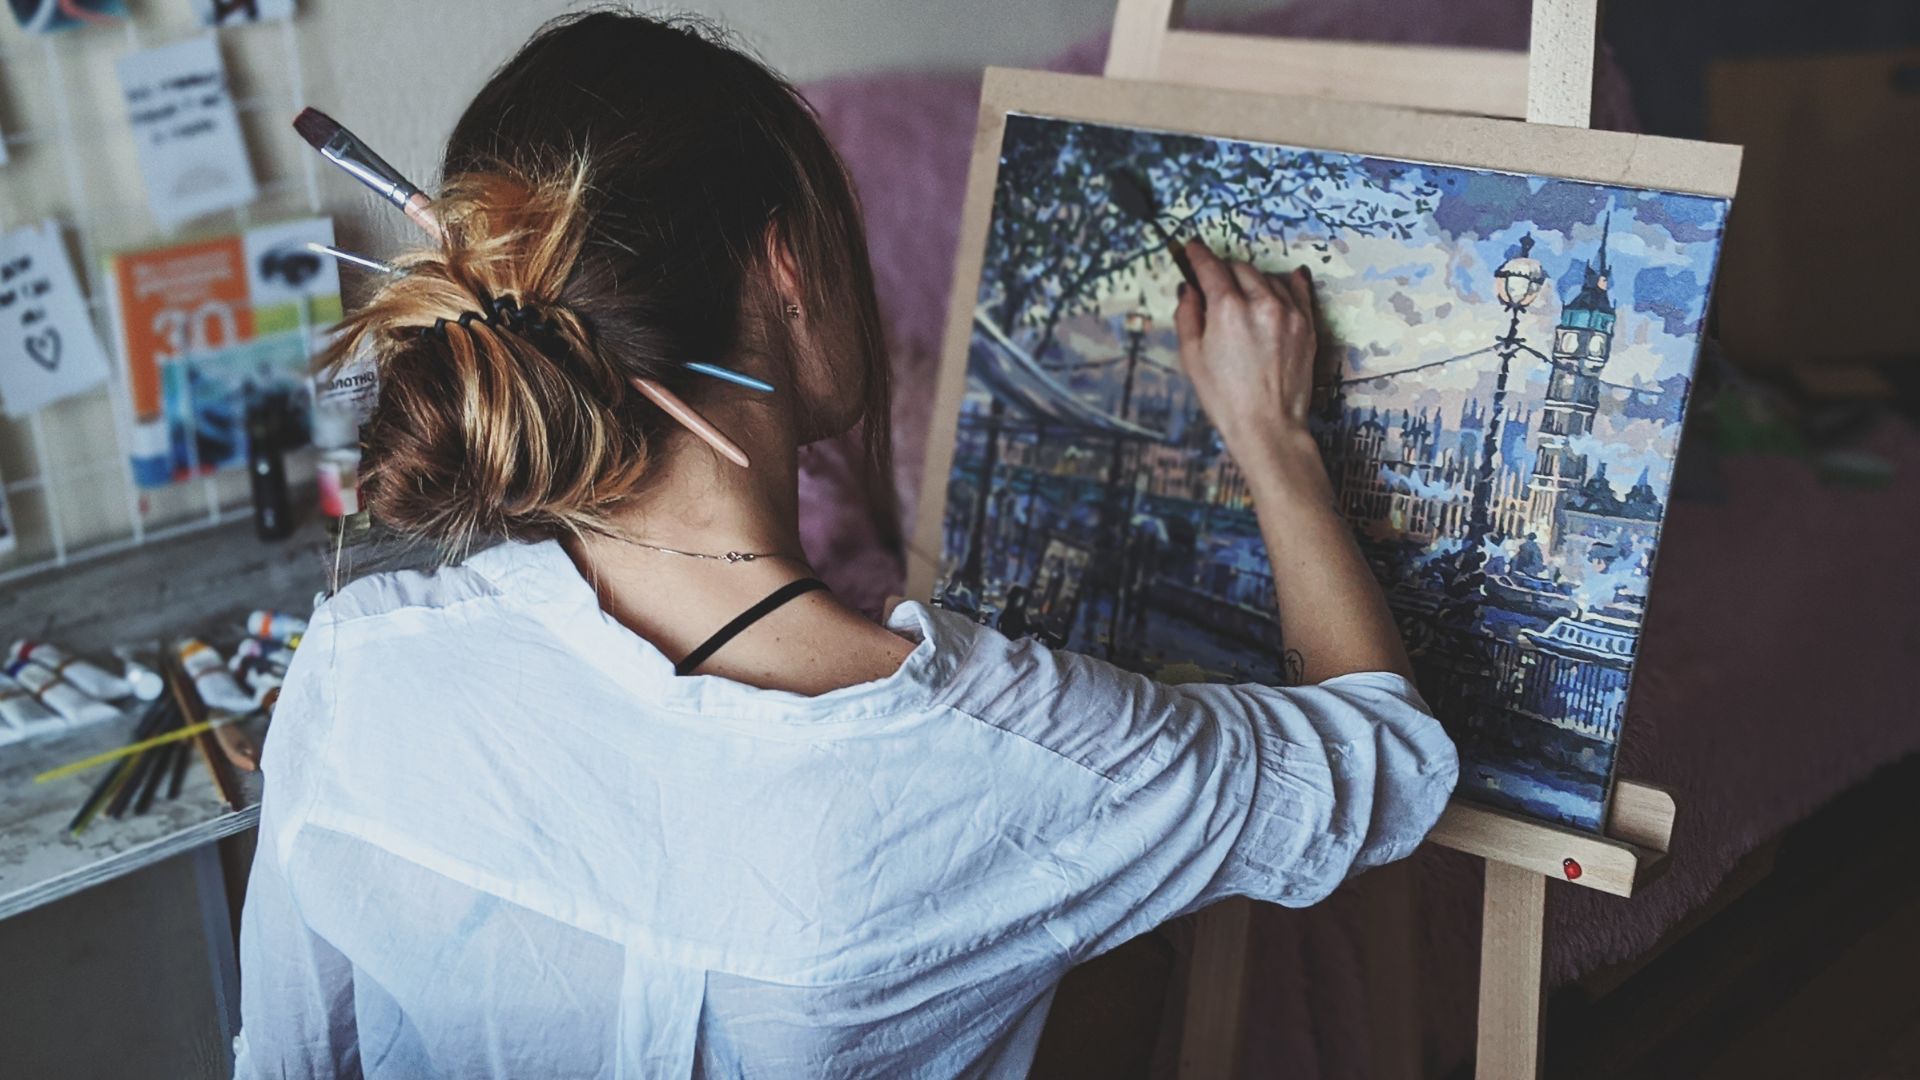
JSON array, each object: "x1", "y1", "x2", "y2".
[
  {"x1": 122, "y1": 658, "x2": 164, "y2": 702},
  {"x1": 229, "y1": 654, "x2": 285, "y2": 706},
  {"x1": 245, "y1": 610, "x2": 307, "y2": 644},
  {"x1": 110, "y1": 646, "x2": 166, "y2": 702},
  {"x1": 9, "y1": 641, "x2": 133, "y2": 700},
  {"x1": 0, "y1": 671, "x2": 65, "y2": 742},
  {"x1": 4, "y1": 659, "x2": 120, "y2": 725},
  {"x1": 175, "y1": 639, "x2": 256, "y2": 713},
  {"x1": 235, "y1": 637, "x2": 295, "y2": 673}
]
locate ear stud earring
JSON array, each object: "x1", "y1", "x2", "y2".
[{"x1": 784, "y1": 302, "x2": 801, "y2": 320}]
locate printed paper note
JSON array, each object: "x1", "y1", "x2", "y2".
[{"x1": 117, "y1": 35, "x2": 259, "y2": 231}]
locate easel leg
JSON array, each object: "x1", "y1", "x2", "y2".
[
  {"x1": 1178, "y1": 897, "x2": 1253, "y2": 1080},
  {"x1": 1476, "y1": 862, "x2": 1547, "y2": 1080}
]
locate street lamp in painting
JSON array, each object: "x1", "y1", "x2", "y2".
[
  {"x1": 1468, "y1": 235, "x2": 1548, "y2": 542},
  {"x1": 1118, "y1": 298, "x2": 1153, "y2": 422},
  {"x1": 1494, "y1": 235, "x2": 1549, "y2": 312},
  {"x1": 1104, "y1": 296, "x2": 1155, "y2": 657}
]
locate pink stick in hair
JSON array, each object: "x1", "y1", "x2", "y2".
[
  {"x1": 632, "y1": 379, "x2": 751, "y2": 469},
  {"x1": 402, "y1": 194, "x2": 444, "y2": 241}
]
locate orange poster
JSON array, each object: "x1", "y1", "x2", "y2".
[
  {"x1": 111, "y1": 232, "x2": 256, "y2": 422},
  {"x1": 106, "y1": 217, "x2": 340, "y2": 488}
]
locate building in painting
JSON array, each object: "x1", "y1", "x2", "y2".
[
  {"x1": 1527, "y1": 211, "x2": 1616, "y2": 548},
  {"x1": 1314, "y1": 215, "x2": 1640, "y2": 556},
  {"x1": 1316, "y1": 399, "x2": 1535, "y2": 547}
]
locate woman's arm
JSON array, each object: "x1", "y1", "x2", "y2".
[{"x1": 1172, "y1": 241, "x2": 1414, "y2": 685}]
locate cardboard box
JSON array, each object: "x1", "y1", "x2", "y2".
[{"x1": 1706, "y1": 50, "x2": 1920, "y2": 368}]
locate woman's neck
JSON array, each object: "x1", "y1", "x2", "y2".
[
  {"x1": 599, "y1": 391, "x2": 806, "y2": 557},
  {"x1": 558, "y1": 388, "x2": 914, "y2": 692}
]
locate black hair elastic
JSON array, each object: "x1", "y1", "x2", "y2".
[
  {"x1": 412, "y1": 291, "x2": 770, "y2": 395},
  {"x1": 419, "y1": 291, "x2": 552, "y2": 344}
]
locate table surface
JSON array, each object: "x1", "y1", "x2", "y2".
[{"x1": 0, "y1": 517, "x2": 418, "y2": 921}]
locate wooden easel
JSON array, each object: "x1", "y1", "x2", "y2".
[{"x1": 1101, "y1": 3, "x2": 1681, "y2": 1078}]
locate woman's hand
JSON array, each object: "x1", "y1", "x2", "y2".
[
  {"x1": 1172, "y1": 240, "x2": 1320, "y2": 462},
  {"x1": 1171, "y1": 239, "x2": 1411, "y2": 683}
]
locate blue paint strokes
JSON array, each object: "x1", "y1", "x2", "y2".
[{"x1": 1632, "y1": 266, "x2": 1706, "y2": 337}]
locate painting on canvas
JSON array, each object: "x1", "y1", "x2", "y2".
[{"x1": 921, "y1": 75, "x2": 1737, "y2": 831}]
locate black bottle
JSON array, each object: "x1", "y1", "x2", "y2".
[{"x1": 246, "y1": 394, "x2": 295, "y2": 541}]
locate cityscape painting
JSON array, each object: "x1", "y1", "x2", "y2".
[{"x1": 930, "y1": 111, "x2": 1731, "y2": 831}]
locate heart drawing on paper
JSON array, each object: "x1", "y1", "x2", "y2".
[{"x1": 25, "y1": 328, "x2": 60, "y2": 372}]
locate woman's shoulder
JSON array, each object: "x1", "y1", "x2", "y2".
[
  {"x1": 899, "y1": 603, "x2": 1174, "y2": 780},
  {"x1": 313, "y1": 540, "x2": 554, "y2": 630},
  {"x1": 905, "y1": 602, "x2": 1155, "y2": 701},
  {"x1": 263, "y1": 545, "x2": 567, "y2": 812}
]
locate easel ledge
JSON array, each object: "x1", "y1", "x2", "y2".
[{"x1": 1435, "y1": 779, "x2": 1676, "y2": 899}]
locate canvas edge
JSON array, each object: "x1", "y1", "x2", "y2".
[
  {"x1": 905, "y1": 98, "x2": 1012, "y2": 602},
  {"x1": 1592, "y1": 210, "x2": 1738, "y2": 833},
  {"x1": 981, "y1": 67, "x2": 1744, "y2": 198}
]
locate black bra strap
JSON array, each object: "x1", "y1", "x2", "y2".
[{"x1": 674, "y1": 578, "x2": 830, "y2": 677}]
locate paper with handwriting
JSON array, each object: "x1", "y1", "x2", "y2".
[{"x1": 0, "y1": 221, "x2": 112, "y2": 418}]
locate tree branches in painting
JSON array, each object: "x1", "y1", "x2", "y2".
[{"x1": 983, "y1": 115, "x2": 1440, "y2": 364}]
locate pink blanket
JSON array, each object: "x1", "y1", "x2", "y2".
[{"x1": 793, "y1": 2, "x2": 1920, "y2": 1072}]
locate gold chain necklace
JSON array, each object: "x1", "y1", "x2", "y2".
[{"x1": 609, "y1": 534, "x2": 805, "y2": 565}]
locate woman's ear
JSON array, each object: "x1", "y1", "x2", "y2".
[{"x1": 763, "y1": 221, "x2": 803, "y2": 309}]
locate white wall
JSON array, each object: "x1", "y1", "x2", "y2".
[
  {"x1": 299, "y1": 0, "x2": 1167, "y2": 251},
  {"x1": 0, "y1": 0, "x2": 1272, "y2": 571},
  {"x1": 296, "y1": 0, "x2": 1274, "y2": 251}
]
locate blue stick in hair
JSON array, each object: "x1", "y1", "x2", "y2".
[{"x1": 685, "y1": 362, "x2": 775, "y2": 394}]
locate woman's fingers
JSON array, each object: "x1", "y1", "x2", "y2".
[
  {"x1": 1230, "y1": 260, "x2": 1275, "y2": 303},
  {"x1": 1278, "y1": 264, "x2": 1313, "y2": 312},
  {"x1": 1173, "y1": 282, "x2": 1204, "y2": 349},
  {"x1": 1184, "y1": 239, "x2": 1241, "y2": 304}
]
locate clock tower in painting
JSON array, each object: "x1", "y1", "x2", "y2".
[{"x1": 1529, "y1": 209, "x2": 1615, "y2": 547}]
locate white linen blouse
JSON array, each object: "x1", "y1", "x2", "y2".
[{"x1": 234, "y1": 538, "x2": 1457, "y2": 1079}]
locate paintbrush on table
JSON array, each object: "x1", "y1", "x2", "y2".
[
  {"x1": 165, "y1": 729, "x2": 192, "y2": 800},
  {"x1": 1108, "y1": 169, "x2": 1204, "y2": 303},
  {"x1": 161, "y1": 652, "x2": 241, "y2": 811},
  {"x1": 66, "y1": 696, "x2": 174, "y2": 835},
  {"x1": 131, "y1": 716, "x2": 184, "y2": 817}
]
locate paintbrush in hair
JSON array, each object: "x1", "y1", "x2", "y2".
[
  {"x1": 294, "y1": 108, "x2": 444, "y2": 240},
  {"x1": 307, "y1": 241, "x2": 398, "y2": 276},
  {"x1": 293, "y1": 108, "x2": 765, "y2": 462},
  {"x1": 1108, "y1": 169, "x2": 1203, "y2": 303}
]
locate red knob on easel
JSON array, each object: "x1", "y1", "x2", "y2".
[{"x1": 1562, "y1": 857, "x2": 1582, "y2": 880}]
